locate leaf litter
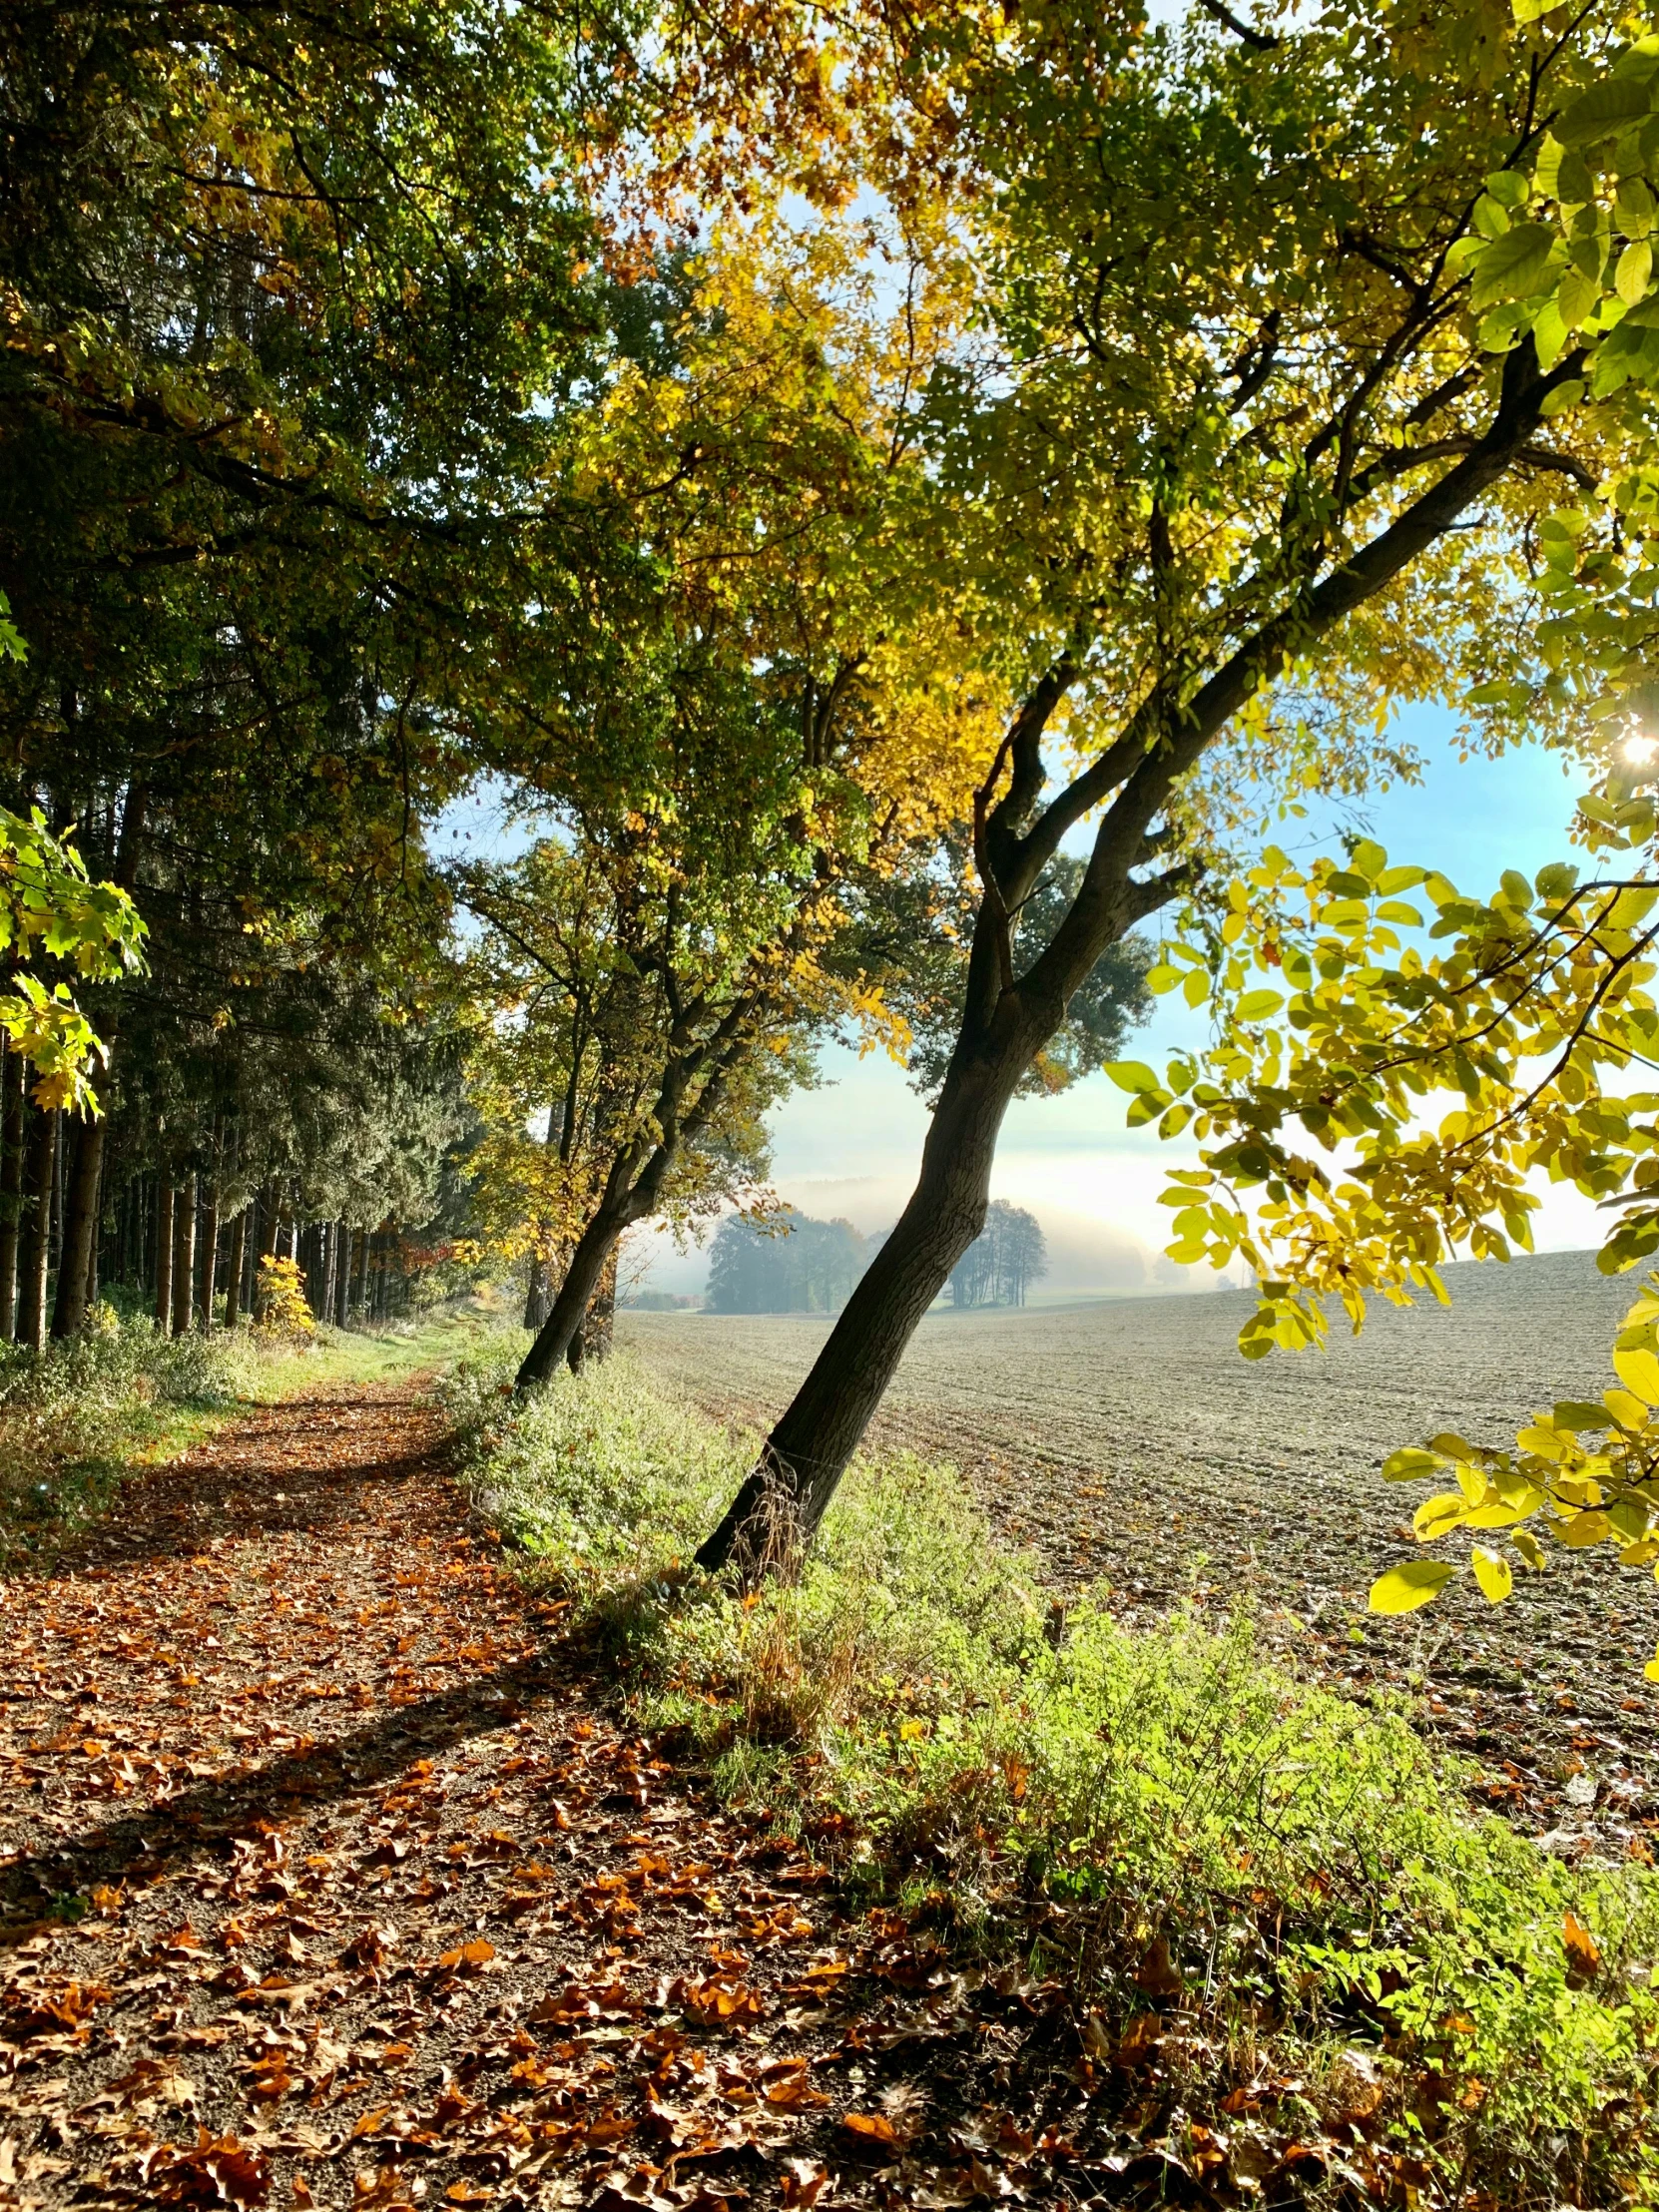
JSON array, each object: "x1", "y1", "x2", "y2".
[{"x1": 1, "y1": 1382, "x2": 1493, "y2": 2211}]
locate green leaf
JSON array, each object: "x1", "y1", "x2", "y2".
[
  {"x1": 1369, "y1": 1560, "x2": 1454, "y2": 1614},
  {"x1": 1469, "y1": 224, "x2": 1559, "y2": 307},
  {"x1": 1555, "y1": 76, "x2": 1655, "y2": 149},
  {"x1": 1552, "y1": 1399, "x2": 1606, "y2": 1429},
  {"x1": 1234, "y1": 989, "x2": 1285, "y2": 1021},
  {"x1": 1106, "y1": 1060, "x2": 1161, "y2": 1093},
  {"x1": 1618, "y1": 239, "x2": 1655, "y2": 306}
]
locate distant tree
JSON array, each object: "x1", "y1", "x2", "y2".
[
  {"x1": 707, "y1": 1209, "x2": 867, "y2": 1314},
  {"x1": 947, "y1": 1200, "x2": 1046, "y2": 1309}
]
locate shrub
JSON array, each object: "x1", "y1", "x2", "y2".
[{"x1": 0, "y1": 1312, "x2": 279, "y2": 1564}]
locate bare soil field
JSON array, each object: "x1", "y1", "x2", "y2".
[{"x1": 622, "y1": 1251, "x2": 1659, "y2": 1854}]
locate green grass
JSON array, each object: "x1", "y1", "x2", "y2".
[
  {"x1": 448, "y1": 1343, "x2": 1659, "y2": 2211},
  {"x1": 0, "y1": 1298, "x2": 499, "y2": 1570}
]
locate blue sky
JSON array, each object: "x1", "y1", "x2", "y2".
[{"x1": 638, "y1": 710, "x2": 1603, "y2": 1295}]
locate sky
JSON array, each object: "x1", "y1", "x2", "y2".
[{"x1": 625, "y1": 709, "x2": 1606, "y2": 1299}]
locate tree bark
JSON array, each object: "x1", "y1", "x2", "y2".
[
  {"x1": 172, "y1": 1173, "x2": 196, "y2": 1339},
  {"x1": 198, "y1": 1180, "x2": 220, "y2": 1332},
  {"x1": 0, "y1": 1042, "x2": 22, "y2": 1339},
  {"x1": 517, "y1": 1205, "x2": 632, "y2": 1384},
  {"x1": 695, "y1": 1049, "x2": 1025, "y2": 1574},
  {"x1": 51, "y1": 1115, "x2": 104, "y2": 1338},
  {"x1": 523, "y1": 1253, "x2": 553, "y2": 1332},
  {"x1": 155, "y1": 1182, "x2": 175, "y2": 1336},
  {"x1": 15, "y1": 1104, "x2": 57, "y2": 1354},
  {"x1": 568, "y1": 1244, "x2": 618, "y2": 1373},
  {"x1": 225, "y1": 1207, "x2": 248, "y2": 1328}
]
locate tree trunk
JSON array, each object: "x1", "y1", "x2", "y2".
[
  {"x1": 569, "y1": 1245, "x2": 618, "y2": 1373},
  {"x1": 334, "y1": 1222, "x2": 349, "y2": 1326},
  {"x1": 15, "y1": 1104, "x2": 57, "y2": 1354},
  {"x1": 0, "y1": 1042, "x2": 23, "y2": 1339},
  {"x1": 225, "y1": 1207, "x2": 248, "y2": 1328},
  {"x1": 155, "y1": 1182, "x2": 175, "y2": 1336},
  {"x1": 172, "y1": 1173, "x2": 196, "y2": 1339},
  {"x1": 198, "y1": 1181, "x2": 220, "y2": 1332},
  {"x1": 51, "y1": 1114, "x2": 104, "y2": 1338},
  {"x1": 695, "y1": 1052, "x2": 1022, "y2": 1575},
  {"x1": 523, "y1": 1253, "x2": 553, "y2": 1332},
  {"x1": 516, "y1": 1206, "x2": 632, "y2": 1386}
]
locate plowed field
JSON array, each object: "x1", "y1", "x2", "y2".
[{"x1": 623, "y1": 1252, "x2": 1659, "y2": 1850}]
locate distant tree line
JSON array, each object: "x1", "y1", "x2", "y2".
[
  {"x1": 947, "y1": 1200, "x2": 1047, "y2": 1309},
  {"x1": 707, "y1": 1210, "x2": 867, "y2": 1315}
]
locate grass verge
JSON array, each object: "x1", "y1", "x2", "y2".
[
  {"x1": 449, "y1": 1343, "x2": 1659, "y2": 2211},
  {"x1": 0, "y1": 1300, "x2": 497, "y2": 1570}
]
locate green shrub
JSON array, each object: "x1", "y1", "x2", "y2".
[
  {"x1": 0, "y1": 1307, "x2": 286, "y2": 1563},
  {"x1": 449, "y1": 1345, "x2": 1659, "y2": 2208}
]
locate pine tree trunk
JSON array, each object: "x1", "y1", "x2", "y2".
[
  {"x1": 16, "y1": 1104, "x2": 57, "y2": 1354},
  {"x1": 353, "y1": 1226, "x2": 368, "y2": 1320},
  {"x1": 334, "y1": 1222, "x2": 349, "y2": 1326},
  {"x1": 198, "y1": 1181, "x2": 220, "y2": 1332},
  {"x1": 51, "y1": 1114, "x2": 104, "y2": 1338},
  {"x1": 695, "y1": 1052, "x2": 1020, "y2": 1575},
  {"x1": 172, "y1": 1173, "x2": 196, "y2": 1339},
  {"x1": 0, "y1": 1043, "x2": 23, "y2": 1339},
  {"x1": 516, "y1": 1207, "x2": 631, "y2": 1386},
  {"x1": 225, "y1": 1208, "x2": 247, "y2": 1328},
  {"x1": 155, "y1": 1182, "x2": 175, "y2": 1336}
]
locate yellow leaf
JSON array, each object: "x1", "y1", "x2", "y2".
[
  {"x1": 1604, "y1": 1387, "x2": 1650, "y2": 1431},
  {"x1": 1613, "y1": 1347, "x2": 1659, "y2": 1405},
  {"x1": 1369, "y1": 1560, "x2": 1454, "y2": 1614},
  {"x1": 1412, "y1": 1492, "x2": 1469, "y2": 1540},
  {"x1": 1555, "y1": 1509, "x2": 1612, "y2": 1548},
  {"x1": 1469, "y1": 1546, "x2": 1513, "y2": 1604}
]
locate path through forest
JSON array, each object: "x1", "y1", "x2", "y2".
[{"x1": 0, "y1": 1382, "x2": 1100, "y2": 2212}]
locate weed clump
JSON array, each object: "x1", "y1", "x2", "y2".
[{"x1": 450, "y1": 1346, "x2": 1659, "y2": 2208}]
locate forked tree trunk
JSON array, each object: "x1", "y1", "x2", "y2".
[
  {"x1": 0, "y1": 1043, "x2": 22, "y2": 1339},
  {"x1": 695, "y1": 1050, "x2": 1022, "y2": 1573},
  {"x1": 517, "y1": 1204, "x2": 632, "y2": 1385},
  {"x1": 155, "y1": 1182, "x2": 175, "y2": 1336},
  {"x1": 50, "y1": 1114, "x2": 104, "y2": 1338},
  {"x1": 568, "y1": 1245, "x2": 618, "y2": 1374}
]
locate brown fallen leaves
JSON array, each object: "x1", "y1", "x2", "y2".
[{"x1": 1, "y1": 1378, "x2": 1452, "y2": 2212}]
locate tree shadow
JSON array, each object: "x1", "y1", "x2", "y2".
[
  {"x1": 47, "y1": 1390, "x2": 454, "y2": 1576},
  {"x1": 0, "y1": 1643, "x2": 575, "y2": 1935}
]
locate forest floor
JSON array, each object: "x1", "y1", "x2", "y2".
[{"x1": 0, "y1": 1378, "x2": 1128, "y2": 2212}]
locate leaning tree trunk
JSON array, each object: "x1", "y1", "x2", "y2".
[
  {"x1": 567, "y1": 1245, "x2": 618, "y2": 1374},
  {"x1": 695, "y1": 1049, "x2": 1023, "y2": 1576},
  {"x1": 516, "y1": 1206, "x2": 632, "y2": 1387}
]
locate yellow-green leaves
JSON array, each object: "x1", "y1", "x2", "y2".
[
  {"x1": 1369, "y1": 1560, "x2": 1454, "y2": 1614},
  {"x1": 1470, "y1": 225, "x2": 1560, "y2": 308},
  {"x1": 1613, "y1": 1345, "x2": 1659, "y2": 1404},
  {"x1": 0, "y1": 805, "x2": 147, "y2": 1113},
  {"x1": 1470, "y1": 1546, "x2": 1513, "y2": 1604}
]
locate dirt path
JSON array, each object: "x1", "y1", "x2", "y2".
[{"x1": 0, "y1": 1382, "x2": 1099, "y2": 2212}]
